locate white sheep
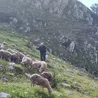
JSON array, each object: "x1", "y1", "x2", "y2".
[
  {"x1": 32, "y1": 61, "x2": 47, "y2": 73},
  {"x1": 21, "y1": 56, "x2": 32, "y2": 67},
  {"x1": 21, "y1": 57, "x2": 47, "y2": 72}
]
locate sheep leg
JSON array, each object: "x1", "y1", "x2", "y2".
[
  {"x1": 30, "y1": 81, "x2": 35, "y2": 87},
  {"x1": 1, "y1": 56, "x2": 2, "y2": 60},
  {"x1": 33, "y1": 83, "x2": 35, "y2": 87},
  {"x1": 8, "y1": 58, "x2": 10, "y2": 62},
  {"x1": 31, "y1": 82, "x2": 33, "y2": 87},
  {"x1": 41, "y1": 87, "x2": 44, "y2": 92},
  {"x1": 48, "y1": 88, "x2": 52, "y2": 94},
  {"x1": 48, "y1": 85, "x2": 52, "y2": 94}
]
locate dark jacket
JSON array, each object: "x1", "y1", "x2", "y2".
[{"x1": 37, "y1": 44, "x2": 46, "y2": 53}]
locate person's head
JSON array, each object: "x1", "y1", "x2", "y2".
[{"x1": 40, "y1": 42, "x2": 44, "y2": 46}]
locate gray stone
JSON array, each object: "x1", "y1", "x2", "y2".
[
  {"x1": 69, "y1": 41, "x2": 75, "y2": 53},
  {"x1": 58, "y1": 83, "x2": 71, "y2": 88},
  {"x1": 0, "y1": 64, "x2": 2, "y2": 67},
  {"x1": 8, "y1": 65, "x2": 14, "y2": 70},
  {"x1": 0, "y1": 78, "x2": 8, "y2": 82},
  {"x1": 66, "y1": 90, "x2": 75, "y2": 95},
  {"x1": 0, "y1": 92, "x2": 10, "y2": 98}
]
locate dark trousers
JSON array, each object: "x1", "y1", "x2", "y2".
[{"x1": 40, "y1": 52, "x2": 46, "y2": 61}]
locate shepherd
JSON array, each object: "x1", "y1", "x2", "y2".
[{"x1": 36, "y1": 43, "x2": 46, "y2": 61}]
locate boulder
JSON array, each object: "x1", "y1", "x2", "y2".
[{"x1": 0, "y1": 92, "x2": 10, "y2": 98}]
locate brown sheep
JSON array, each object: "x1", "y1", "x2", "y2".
[
  {"x1": 25, "y1": 73, "x2": 52, "y2": 94},
  {"x1": 11, "y1": 51, "x2": 25, "y2": 64},
  {"x1": 0, "y1": 49, "x2": 12, "y2": 61},
  {"x1": 40, "y1": 71, "x2": 52, "y2": 83}
]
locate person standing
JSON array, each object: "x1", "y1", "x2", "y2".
[{"x1": 36, "y1": 43, "x2": 46, "y2": 61}]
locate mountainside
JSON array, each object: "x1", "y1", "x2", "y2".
[
  {"x1": 0, "y1": 24, "x2": 98, "y2": 98},
  {"x1": 0, "y1": 0, "x2": 98, "y2": 75}
]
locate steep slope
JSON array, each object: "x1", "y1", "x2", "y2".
[
  {"x1": 0, "y1": 24, "x2": 98, "y2": 98},
  {"x1": 0, "y1": 0, "x2": 98, "y2": 75}
]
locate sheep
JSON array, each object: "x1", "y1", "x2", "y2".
[
  {"x1": 11, "y1": 51, "x2": 25, "y2": 64},
  {"x1": 21, "y1": 56, "x2": 32, "y2": 67},
  {"x1": 0, "y1": 49, "x2": 12, "y2": 61},
  {"x1": 21, "y1": 57, "x2": 47, "y2": 72},
  {"x1": 25, "y1": 73, "x2": 52, "y2": 94},
  {"x1": 7, "y1": 48, "x2": 17, "y2": 54},
  {"x1": 40, "y1": 71, "x2": 52, "y2": 83},
  {"x1": 32, "y1": 61, "x2": 47, "y2": 73}
]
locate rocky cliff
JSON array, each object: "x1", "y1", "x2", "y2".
[{"x1": 0, "y1": 0, "x2": 98, "y2": 75}]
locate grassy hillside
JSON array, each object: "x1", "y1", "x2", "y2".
[{"x1": 0, "y1": 24, "x2": 98, "y2": 98}]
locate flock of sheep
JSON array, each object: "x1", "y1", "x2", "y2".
[{"x1": 0, "y1": 48, "x2": 53, "y2": 94}]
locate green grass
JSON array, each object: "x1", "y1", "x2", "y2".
[{"x1": 0, "y1": 24, "x2": 98, "y2": 98}]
